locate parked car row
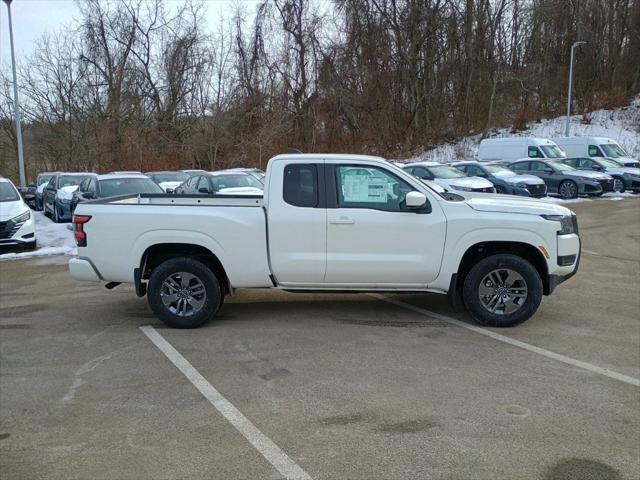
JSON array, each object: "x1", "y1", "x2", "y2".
[{"x1": 401, "y1": 156, "x2": 639, "y2": 199}]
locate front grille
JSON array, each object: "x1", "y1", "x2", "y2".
[
  {"x1": 526, "y1": 184, "x2": 546, "y2": 197},
  {"x1": 0, "y1": 220, "x2": 24, "y2": 240},
  {"x1": 599, "y1": 179, "x2": 613, "y2": 192}
]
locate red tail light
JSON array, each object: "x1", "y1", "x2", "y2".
[{"x1": 73, "y1": 215, "x2": 92, "y2": 247}]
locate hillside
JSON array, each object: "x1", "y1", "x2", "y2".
[{"x1": 404, "y1": 97, "x2": 640, "y2": 163}]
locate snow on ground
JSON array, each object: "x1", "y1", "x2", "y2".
[
  {"x1": 0, "y1": 211, "x2": 77, "y2": 261},
  {"x1": 403, "y1": 96, "x2": 640, "y2": 164}
]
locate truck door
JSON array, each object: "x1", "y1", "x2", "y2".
[
  {"x1": 267, "y1": 161, "x2": 327, "y2": 285},
  {"x1": 324, "y1": 163, "x2": 446, "y2": 288}
]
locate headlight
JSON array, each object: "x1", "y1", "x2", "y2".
[
  {"x1": 453, "y1": 186, "x2": 473, "y2": 192},
  {"x1": 541, "y1": 214, "x2": 578, "y2": 235},
  {"x1": 11, "y1": 210, "x2": 31, "y2": 223}
]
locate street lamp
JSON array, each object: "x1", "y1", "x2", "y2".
[
  {"x1": 565, "y1": 41, "x2": 587, "y2": 137},
  {"x1": 3, "y1": 0, "x2": 27, "y2": 187}
]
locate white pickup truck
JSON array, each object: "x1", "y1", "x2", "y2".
[{"x1": 69, "y1": 154, "x2": 580, "y2": 329}]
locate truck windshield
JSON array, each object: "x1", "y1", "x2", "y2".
[
  {"x1": 0, "y1": 182, "x2": 20, "y2": 202},
  {"x1": 540, "y1": 145, "x2": 565, "y2": 158},
  {"x1": 429, "y1": 166, "x2": 467, "y2": 179},
  {"x1": 601, "y1": 144, "x2": 628, "y2": 158}
]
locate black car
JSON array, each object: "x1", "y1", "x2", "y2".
[
  {"x1": 508, "y1": 159, "x2": 614, "y2": 199},
  {"x1": 452, "y1": 162, "x2": 547, "y2": 197},
  {"x1": 71, "y1": 173, "x2": 164, "y2": 214}
]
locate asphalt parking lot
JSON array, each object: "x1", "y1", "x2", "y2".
[{"x1": 1, "y1": 197, "x2": 639, "y2": 480}]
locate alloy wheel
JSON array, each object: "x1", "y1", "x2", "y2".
[
  {"x1": 160, "y1": 272, "x2": 207, "y2": 317},
  {"x1": 478, "y1": 268, "x2": 528, "y2": 315}
]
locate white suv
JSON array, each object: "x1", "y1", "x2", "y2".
[{"x1": 0, "y1": 177, "x2": 36, "y2": 250}]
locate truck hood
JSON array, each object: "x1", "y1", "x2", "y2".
[
  {"x1": 560, "y1": 170, "x2": 611, "y2": 181},
  {"x1": 463, "y1": 194, "x2": 573, "y2": 216}
]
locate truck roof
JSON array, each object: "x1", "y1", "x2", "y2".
[
  {"x1": 480, "y1": 137, "x2": 558, "y2": 146},
  {"x1": 553, "y1": 136, "x2": 617, "y2": 143},
  {"x1": 269, "y1": 153, "x2": 387, "y2": 164}
]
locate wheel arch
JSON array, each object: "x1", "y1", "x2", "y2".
[
  {"x1": 139, "y1": 243, "x2": 231, "y2": 296},
  {"x1": 456, "y1": 241, "x2": 550, "y2": 295}
]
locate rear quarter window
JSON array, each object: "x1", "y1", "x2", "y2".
[{"x1": 283, "y1": 164, "x2": 318, "y2": 208}]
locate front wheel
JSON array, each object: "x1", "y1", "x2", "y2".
[
  {"x1": 462, "y1": 254, "x2": 543, "y2": 327},
  {"x1": 559, "y1": 180, "x2": 578, "y2": 199},
  {"x1": 53, "y1": 202, "x2": 60, "y2": 223},
  {"x1": 147, "y1": 257, "x2": 221, "y2": 328}
]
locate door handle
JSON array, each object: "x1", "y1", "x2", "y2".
[{"x1": 329, "y1": 217, "x2": 355, "y2": 225}]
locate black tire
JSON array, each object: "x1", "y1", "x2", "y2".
[
  {"x1": 462, "y1": 254, "x2": 543, "y2": 328},
  {"x1": 495, "y1": 185, "x2": 505, "y2": 194},
  {"x1": 53, "y1": 202, "x2": 60, "y2": 223},
  {"x1": 147, "y1": 257, "x2": 221, "y2": 329},
  {"x1": 612, "y1": 176, "x2": 626, "y2": 193},
  {"x1": 558, "y1": 180, "x2": 578, "y2": 199}
]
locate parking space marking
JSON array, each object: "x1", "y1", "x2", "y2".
[
  {"x1": 140, "y1": 326, "x2": 313, "y2": 480},
  {"x1": 370, "y1": 294, "x2": 640, "y2": 387}
]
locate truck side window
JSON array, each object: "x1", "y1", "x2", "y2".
[
  {"x1": 336, "y1": 166, "x2": 413, "y2": 212},
  {"x1": 588, "y1": 145, "x2": 603, "y2": 157},
  {"x1": 283, "y1": 164, "x2": 318, "y2": 208},
  {"x1": 528, "y1": 147, "x2": 543, "y2": 158}
]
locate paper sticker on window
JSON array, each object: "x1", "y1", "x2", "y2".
[{"x1": 343, "y1": 175, "x2": 388, "y2": 203}]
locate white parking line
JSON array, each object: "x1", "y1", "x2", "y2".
[
  {"x1": 369, "y1": 294, "x2": 640, "y2": 388},
  {"x1": 139, "y1": 326, "x2": 313, "y2": 480}
]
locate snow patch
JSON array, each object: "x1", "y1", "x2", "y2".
[{"x1": 0, "y1": 211, "x2": 77, "y2": 261}]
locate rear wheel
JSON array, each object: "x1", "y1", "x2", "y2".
[
  {"x1": 147, "y1": 257, "x2": 221, "y2": 328},
  {"x1": 53, "y1": 202, "x2": 60, "y2": 223},
  {"x1": 559, "y1": 180, "x2": 578, "y2": 199},
  {"x1": 462, "y1": 254, "x2": 543, "y2": 327}
]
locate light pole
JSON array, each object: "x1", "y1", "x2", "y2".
[
  {"x1": 565, "y1": 41, "x2": 586, "y2": 137},
  {"x1": 3, "y1": 0, "x2": 26, "y2": 187}
]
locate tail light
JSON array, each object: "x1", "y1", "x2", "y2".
[{"x1": 73, "y1": 215, "x2": 92, "y2": 247}]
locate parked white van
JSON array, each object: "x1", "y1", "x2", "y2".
[
  {"x1": 477, "y1": 137, "x2": 565, "y2": 162},
  {"x1": 553, "y1": 137, "x2": 639, "y2": 168}
]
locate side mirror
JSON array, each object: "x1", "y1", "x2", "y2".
[
  {"x1": 174, "y1": 187, "x2": 183, "y2": 194},
  {"x1": 84, "y1": 192, "x2": 95, "y2": 199},
  {"x1": 198, "y1": 187, "x2": 210, "y2": 194},
  {"x1": 591, "y1": 165, "x2": 601, "y2": 171},
  {"x1": 165, "y1": 188, "x2": 174, "y2": 194},
  {"x1": 544, "y1": 167, "x2": 554, "y2": 174},
  {"x1": 420, "y1": 175, "x2": 434, "y2": 181},
  {"x1": 406, "y1": 191, "x2": 427, "y2": 209}
]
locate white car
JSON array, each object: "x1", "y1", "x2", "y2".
[
  {"x1": 0, "y1": 177, "x2": 36, "y2": 250},
  {"x1": 174, "y1": 171, "x2": 264, "y2": 196},
  {"x1": 146, "y1": 171, "x2": 191, "y2": 193},
  {"x1": 70, "y1": 153, "x2": 580, "y2": 330},
  {"x1": 402, "y1": 161, "x2": 496, "y2": 193}
]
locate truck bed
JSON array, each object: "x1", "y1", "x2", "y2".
[{"x1": 74, "y1": 193, "x2": 272, "y2": 287}]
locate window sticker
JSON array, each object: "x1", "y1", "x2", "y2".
[{"x1": 342, "y1": 174, "x2": 388, "y2": 203}]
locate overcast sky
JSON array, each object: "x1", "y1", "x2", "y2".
[{"x1": 0, "y1": 0, "x2": 262, "y2": 65}]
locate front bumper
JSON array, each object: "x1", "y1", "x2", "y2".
[
  {"x1": 510, "y1": 183, "x2": 546, "y2": 198},
  {"x1": 547, "y1": 236, "x2": 581, "y2": 295},
  {"x1": 623, "y1": 176, "x2": 640, "y2": 192},
  {"x1": 579, "y1": 181, "x2": 603, "y2": 195},
  {"x1": 0, "y1": 214, "x2": 36, "y2": 248}
]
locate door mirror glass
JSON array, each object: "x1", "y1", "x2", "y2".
[
  {"x1": 405, "y1": 191, "x2": 427, "y2": 209},
  {"x1": 198, "y1": 187, "x2": 210, "y2": 194},
  {"x1": 544, "y1": 167, "x2": 554, "y2": 174},
  {"x1": 165, "y1": 188, "x2": 174, "y2": 194},
  {"x1": 84, "y1": 192, "x2": 95, "y2": 199},
  {"x1": 591, "y1": 164, "x2": 601, "y2": 171}
]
